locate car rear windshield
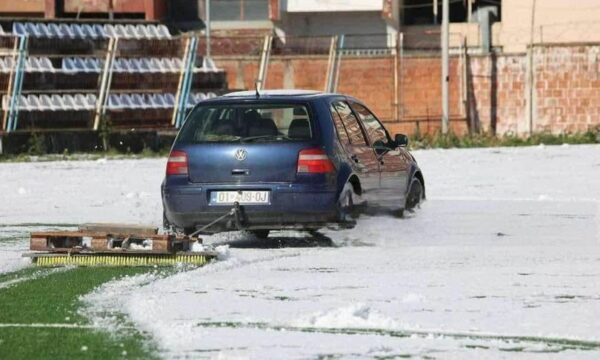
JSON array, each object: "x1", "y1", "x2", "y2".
[{"x1": 176, "y1": 103, "x2": 313, "y2": 144}]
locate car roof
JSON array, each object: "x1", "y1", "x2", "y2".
[
  {"x1": 223, "y1": 89, "x2": 323, "y2": 98},
  {"x1": 196, "y1": 90, "x2": 354, "y2": 107}
]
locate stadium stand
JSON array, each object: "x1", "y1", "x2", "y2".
[
  {"x1": 2, "y1": 92, "x2": 215, "y2": 112},
  {"x1": 0, "y1": 19, "x2": 227, "y2": 133},
  {"x1": 12, "y1": 22, "x2": 171, "y2": 40}
]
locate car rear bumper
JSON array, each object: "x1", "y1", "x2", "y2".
[{"x1": 162, "y1": 181, "x2": 338, "y2": 232}]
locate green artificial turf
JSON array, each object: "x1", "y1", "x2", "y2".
[{"x1": 0, "y1": 267, "x2": 158, "y2": 360}]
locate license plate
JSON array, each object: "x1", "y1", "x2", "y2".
[{"x1": 210, "y1": 191, "x2": 270, "y2": 205}]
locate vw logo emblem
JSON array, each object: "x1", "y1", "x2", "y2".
[{"x1": 234, "y1": 148, "x2": 248, "y2": 161}]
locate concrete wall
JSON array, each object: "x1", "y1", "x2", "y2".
[
  {"x1": 439, "y1": 0, "x2": 600, "y2": 53},
  {"x1": 500, "y1": 0, "x2": 600, "y2": 53},
  {"x1": 216, "y1": 43, "x2": 600, "y2": 136},
  {"x1": 0, "y1": 0, "x2": 45, "y2": 14}
]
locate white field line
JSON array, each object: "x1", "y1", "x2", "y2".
[
  {"x1": 0, "y1": 323, "x2": 136, "y2": 330},
  {"x1": 0, "y1": 267, "x2": 71, "y2": 290},
  {"x1": 0, "y1": 323, "x2": 100, "y2": 329}
]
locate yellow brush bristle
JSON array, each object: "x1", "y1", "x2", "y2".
[{"x1": 33, "y1": 254, "x2": 211, "y2": 267}]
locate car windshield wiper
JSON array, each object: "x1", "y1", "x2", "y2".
[{"x1": 240, "y1": 134, "x2": 293, "y2": 142}]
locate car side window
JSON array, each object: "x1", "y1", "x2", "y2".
[
  {"x1": 350, "y1": 102, "x2": 389, "y2": 147},
  {"x1": 331, "y1": 101, "x2": 368, "y2": 146},
  {"x1": 329, "y1": 103, "x2": 350, "y2": 145}
]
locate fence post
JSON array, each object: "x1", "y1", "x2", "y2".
[
  {"x1": 325, "y1": 35, "x2": 344, "y2": 93},
  {"x1": 399, "y1": 32, "x2": 404, "y2": 121},
  {"x1": 332, "y1": 35, "x2": 344, "y2": 92},
  {"x1": 256, "y1": 34, "x2": 273, "y2": 91},
  {"x1": 324, "y1": 36, "x2": 337, "y2": 92},
  {"x1": 1, "y1": 36, "x2": 19, "y2": 132},
  {"x1": 394, "y1": 32, "x2": 403, "y2": 122},
  {"x1": 172, "y1": 36, "x2": 198, "y2": 128},
  {"x1": 460, "y1": 36, "x2": 472, "y2": 132},
  {"x1": 94, "y1": 37, "x2": 119, "y2": 131},
  {"x1": 6, "y1": 36, "x2": 28, "y2": 133},
  {"x1": 172, "y1": 37, "x2": 191, "y2": 127},
  {"x1": 177, "y1": 36, "x2": 198, "y2": 128}
]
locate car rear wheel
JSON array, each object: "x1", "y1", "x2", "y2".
[
  {"x1": 337, "y1": 184, "x2": 357, "y2": 228},
  {"x1": 405, "y1": 177, "x2": 424, "y2": 211},
  {"x1": 163, "y1": 211, "x2": 172, "y2": 231}
]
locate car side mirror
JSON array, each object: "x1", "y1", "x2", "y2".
[{"x1": 394, "y1": 134, "x2": 409, "y2": 147}]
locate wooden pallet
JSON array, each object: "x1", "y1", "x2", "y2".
[{"x1": 30, "y1": 223, "x2": 199, "y2": 254}]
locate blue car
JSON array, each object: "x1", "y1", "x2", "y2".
[{"x1": 162, "y1": 90, "x2": 425, "y2": 237}]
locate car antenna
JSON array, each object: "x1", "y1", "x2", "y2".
[{"x1": 254, "y1": 80, "x2": 261, "y2": 99}]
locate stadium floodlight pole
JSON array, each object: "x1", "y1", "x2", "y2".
[{"x1": 441, "y1": 0, "x2": 449, "y2": 134}]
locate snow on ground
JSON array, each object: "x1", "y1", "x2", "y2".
[
  {"x1": 0, "y1": 158, "x2": 164, "y2": 226},
  {"x1": 2, "y1": 145, "x2": 600, "y2": 358},
  {"x1": 0, "y1": 227, "x2": 30, "y2": 274}
]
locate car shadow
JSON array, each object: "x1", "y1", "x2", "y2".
[{"x1": 210, "y1": 231, "x2": 336, "y2": 249}]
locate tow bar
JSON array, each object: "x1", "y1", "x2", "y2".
[{"x1": 188, "y1": 202, "x2": 245, "y2": 237}]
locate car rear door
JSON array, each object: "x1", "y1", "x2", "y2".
[
  {"x1": 349, "y1": 102, "x2": 410, "y2": 206},
  {"x1": 330, "y1": 100, "x2": 380, "y2": 200}
]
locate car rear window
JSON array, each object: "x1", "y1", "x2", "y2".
[{"x1": 176, "y1": 103, "x2": 313, "y2": 144}]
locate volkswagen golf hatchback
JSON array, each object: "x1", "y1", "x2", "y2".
[{"x1": 162, "y1": 90, "x2": 425, "y2": 237}]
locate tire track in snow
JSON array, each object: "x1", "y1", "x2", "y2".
[{"x1": 193, "y1": 321, "x2": 600, "y2": 352}]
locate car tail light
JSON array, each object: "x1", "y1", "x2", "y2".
[
  {"x1": 166, "y1": 150, "x2": 188, "y2": 176},
  {"x1": 297, "y1": 148, "x2": 334, "y2": 174}
]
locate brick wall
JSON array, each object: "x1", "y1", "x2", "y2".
[
  {"x1": 532, "y1": 45, "x2": 600, "y2": 133},
  {"x1": 217, "y1": 55, "x2": 469, "y2": 135},
  {"x1": 215, "y1": 44, "x2": 600, "y2": 136}
]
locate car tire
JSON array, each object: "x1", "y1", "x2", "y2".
[
  {"x1": 163, "y1": 211, "x2": 171, "y2": 231},
  {"x1": 405, "y1": 177, "x2": 424, "y2": 211},
  {"x1": 250, "y1": 230, "x2": 270, "y2": 239},
  {"x1": 337, "y1": 184, "x2": 357, "y2": 228}
]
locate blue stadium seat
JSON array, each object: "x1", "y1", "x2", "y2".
[
  {"x1": 62, "y1": 94, "x2": 76, "y2": 110},
  {"x1": 93, "y1": 24, "x2": 108, "y2": 38},
  {"x1": 107, "y1": 94, "x2": 121, "y2": 110},
  {"x1": 0, "y1": 58, "x2": 12, "y2": 73},
  {"x1": 165, "y1": 94, "x2": 176, "y2": 107},
  {"x1": 11, "y1": 22, "x2": 172, "y2": 39},
  {"x1": 12, "y1": 23, "x2": 26, "y2": 36},
  {"x1": 39, "y1": 95, "x2": 52, "y2": 111},
  {"x1": 73, "y1": 94, "x2": 88, "y2": 110},
  {"x1": 27, "y1": 95, "x2": 42, "y2": 111},
  {"x1": 193, "y1": 93, "x2": 207, "y2": 103},
  {"x1": 51, "y1": 94, "x2": 65, "y2": 110},
  {"x1": 47, "y1": 23, "x2": 61, "y2": 38}
]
